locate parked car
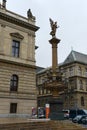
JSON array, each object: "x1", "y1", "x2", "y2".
[
  {"x1": 69, "y1": 109, "x2": 87, "y2": 119},
  {"x1": 72, "y1": 115, "x2": 83, "y2": 123},
  {"x1": 80, "y1": 116, "x2": 87, "y2": 124},
  {"x1": 62, "y1": 110, "x2": 69, "y2": 119},
  {"x1": 72, "y1": 115, "x2": 87, "y2": 124}
]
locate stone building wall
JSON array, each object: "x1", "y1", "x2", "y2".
[
  {"x1": 0, "y1": 62, "x2": 37, "y2": 114},
  {"x1": 0, "y1": 5, "x2": 39, "y2": 115},
  {"x1": 0, "y1": 20, "x2": 36, "y2": 66}
]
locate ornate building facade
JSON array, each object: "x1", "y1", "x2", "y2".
[
  {"x1": 37, "y1": 50, "x2": 87, "y2": 110},
  {"x1": 0, "y1": 1, "x2": 39, "y2": 116}
]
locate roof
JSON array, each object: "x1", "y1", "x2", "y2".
[
  {"x1": 63, "y1": 50, "x2": 87, "y2": 65},
  {"x1": 36, "y1": 66, "x2": 52, "y2": 74},
  {"x1": 36, "y1": 66, "x2": 45, "y2": 73}
]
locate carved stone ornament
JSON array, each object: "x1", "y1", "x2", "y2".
[
  {"x1": 10, "y1": 32, "x2": 24, "y2": 40},
  {"x1": 27, "y1": 9, "x2": 35, "y2": 20}
]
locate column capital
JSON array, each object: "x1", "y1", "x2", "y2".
[{"x1": 49, "y1": 37, "x2": 60, "y2": 45}]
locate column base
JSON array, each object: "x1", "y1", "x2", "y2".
[{"x1": 49, "y1": 97, "x2": 64, "y2": 120}]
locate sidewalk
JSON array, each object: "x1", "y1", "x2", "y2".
[{"x1": 0, "y1": 118, "x2": 50, "y2": 124}]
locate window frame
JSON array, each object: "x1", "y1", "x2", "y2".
[
  {"x1": 81, "y1": 96, "x2": 84, "y2": 106},
  {"x1": 10, "y1": 103, "x2": 17, "y2": 113},
  {"x1": 79, "y1": 80, "x2": 83, "y2": 90},
  {"x1": 86, "y1": 80, "x2": 87, "y2": 91},
  {"x1": 12, "y1": 40, "x2": 20, "y2": 57},
  {"x1": 78, "y1": 66, "x2": 82, "y2": 75},
  {"x1": 10, "y1": 74, "x2": 18, "y2": 92}
]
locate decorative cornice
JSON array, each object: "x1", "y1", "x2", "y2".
[
  {"x1": 10, "y1": 32, "x2": 24, "y2": 40},
  {"x1": 0, "y1": 58, "x2": 36, "y2": 69},
  {"x1": 0, "y1": 11, "x2": 39, "y2": 31}
]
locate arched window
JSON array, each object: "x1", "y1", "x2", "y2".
[
  {"x1": 81, "y1": 96, "x2": 84, "y2": 106},
  {"x1": 10, "y1": 75, "x2": 18, "y2": 92}
]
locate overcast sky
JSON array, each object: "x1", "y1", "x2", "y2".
[{"x1": 4, "y1": 0, "x2": 87, "y2": 67}]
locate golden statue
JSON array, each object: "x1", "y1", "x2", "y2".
[{"x1": 49, "y1": 18, "x2": 58, "y2": 37}]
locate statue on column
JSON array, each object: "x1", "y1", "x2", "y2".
[{"x1": 49, "y1": 18, "x2": 58, "y2": 37}]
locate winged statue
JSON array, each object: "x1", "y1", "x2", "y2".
[{"x1": 49, "y1": 18, "x2": 58, "y2": 37}]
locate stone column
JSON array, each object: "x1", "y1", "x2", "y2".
[{"x1": 49, "y1": 37, "x2": 60, "y2": 72}]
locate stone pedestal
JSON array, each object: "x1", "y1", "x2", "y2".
[{"x1": 49, "y1": 97, "x2": 64, "y2": 120}]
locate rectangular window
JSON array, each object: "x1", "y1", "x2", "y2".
[
  {"x1": 10, "y1": 103, "x2": 17, "y2": 113},
  {"x1": 85, "y1": 68, "x2": 87, "y2": 77},
  {"x1": 78, "y1": 66, "x2": 82, "y2": 75},
  {"x1": 79, "y1": 80, "x2": 83, "y2": 90},
  {"x1": 12, "y1": 40, "x2": 20, "y2": 57},
  {"x1": 69, "y1": 67, "x2": 73, "y2": 76},
  {"x1": 85, "y1": 80, "x2": 87, "y2": 91}
]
